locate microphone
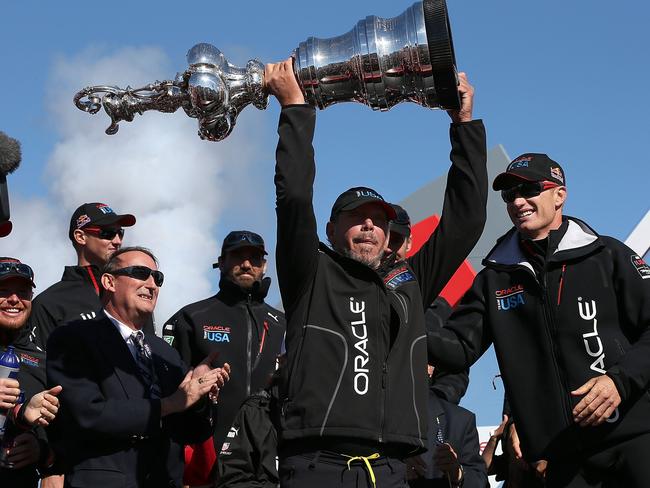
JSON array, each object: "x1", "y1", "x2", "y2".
[{"x1": 0, "y1": 131, "x2": 22, "y2": 228}]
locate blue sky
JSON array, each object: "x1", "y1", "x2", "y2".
[{"x1": 2, "y1": 0, "x2": 649, "y2": 426}]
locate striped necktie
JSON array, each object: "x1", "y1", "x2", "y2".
[{"x1": 131, "y1": 330, "x2": 160, "y2": 399}]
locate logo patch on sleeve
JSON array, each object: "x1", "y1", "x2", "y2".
[
  {"x1": 383, "y1": 265, "x2": 415, "y2": 290},
  {"x1": 163, "y1": 335, "x2": 175, "y2": 346},
  {"x1": 631, "y1": 254, "x2": 650, "y2": 279},
  {"x1": 495, "y1": 284, "x2": 526, "y2": 311}
]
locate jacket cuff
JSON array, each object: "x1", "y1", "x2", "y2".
[{"x1": 606, "y1": 368, "x2": 628, "y2": 402}]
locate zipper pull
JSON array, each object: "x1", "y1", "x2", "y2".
[{"x1": 382, "y1": 363, "x2": 387, "y2": 388}]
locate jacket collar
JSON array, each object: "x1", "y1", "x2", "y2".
[
  {"x1": 61, "y1": 264, "x2": 102, "y2": 283},
  {"x1": 318, "y1": 242, "x2": 386, "y2": 286},
  {"x1": 484, "y1": 216, "x2": 601, "y2": 271},
  {"x1": 217, "y1": 276, "x2": 271, "y2": 304}
]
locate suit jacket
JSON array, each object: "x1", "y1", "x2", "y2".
[
  {"x1": 408, "y1": 390, "x2": 487, "y2": 488},
  {"x1": 46, "y1": 314, "x2": 213, "y2": 488}
]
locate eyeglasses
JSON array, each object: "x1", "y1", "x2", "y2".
[
  {"x1": 501, "y1": 181, "x2": 559, "y2": 203},
  {"x1": 84, "y1": 226, "x2": 125, "y2": 240},
  {"x1": 0, "y1": 262, "x2": 35, "y2": 282},
  {"x1": 110, "y1": 266, "x2": 164, "y2": 287}
]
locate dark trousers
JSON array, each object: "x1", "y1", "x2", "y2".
[
  {"x1": 546, "y1": 432, "x2": 650, "y2": 488},
  {"x1": 279, "y1": 450, "x2": 408, "y2": 488}
]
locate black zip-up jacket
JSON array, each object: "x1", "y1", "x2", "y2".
[
  {"x1": 216, "y1": 387, "x2": 280, "y2": 488},
  {"x1": 163, "y1": 277, "x2": 285, "y2": 450},
  {"x1": 1, "y1": 336, "x2": 48, "y2": 487},
  {"x1": 27, "y1": 265, "x2": 103, "y2": 351},
  {"x1": 274, "y1": 105, "x2": 487, "y2": 456},
  {"x1": 427, "y1": 217, "x2": 650, "y2": 460}
]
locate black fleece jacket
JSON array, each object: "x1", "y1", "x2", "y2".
[
  {"x1": 274, "y1": 105, "x2": 487, "y2": 456},
  {"x1": 163, "y1": 277, "x2": 285, "y2": 450},
  {"x1": 427, "y1": 217, "x2": 650, "y2": 460}
]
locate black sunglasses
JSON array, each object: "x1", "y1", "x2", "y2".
[
  {"x1": 501, "y1": 181, "x2": 559, "y2": 203},
  {"x1": 0, "y1": 262, "x2": 34, "y2": 282},
  {"x1": 225, "y1": 231, "x2": 264, "y2": 246},
  {"x1": 110, "y1": 266, "x2": 164, "y2": 287},
  {"x1": 84, "y1": 226, "x2": 125, "y2": 240}
]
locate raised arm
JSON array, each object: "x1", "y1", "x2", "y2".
[
  {"x1": 266, "y1": 59, "x2": 320, "y2": 312},
  {"x1": 408, "y1": 73, "x2": 488, "y2": 307}
]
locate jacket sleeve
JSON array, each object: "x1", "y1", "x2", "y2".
[
  {"x1": 427, "y1": 272, "x2": 493, "y2": 372},
  {"x1": 162, "y1": 309, "x2": 195, "y2": 366},
  {"x1": 604, "y1": 239, "x2": 650, "y2": 402},
  {"x1": 216, "y1": 397, "x2": 278, "y2": 488},
  {"x1": 27, "y1": 297, "x2": 57, "y2": 351},
  {"x1": 46, "y1": 326, "x2": 163, "y2": 439},
  {"x1": 407, "y1": 120, "x2": 487, "y2": 308},
  {"x1": 455, "y1": 411, "x2": 488, "y2": 488},
  {"x1": 274, "y1": 105, "x2": 320, "y2": 313}
]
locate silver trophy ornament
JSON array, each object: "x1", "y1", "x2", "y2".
[{"x1": 74, "y1": 0, "x2": 458, "y2": 141}]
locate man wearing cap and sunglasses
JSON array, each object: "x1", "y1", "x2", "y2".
[
  {"x1": 427, "y1": 154, "x2": 650, "y2": 487},
  {"x1": 265, "y1": 58, "x2": 487, "y2": 487},
  {"x1": 0, "y1": 258, "x2": 63, "y2": 487},
  {"x1": 164, "y1": 230, "x2": 285, "y2": 485},
  {"x1": 26, "y1": 202, "x2": 145, "y2": 351},
  {"x1": 47, "y1": 246, "x2": 231, "y2": 488}
]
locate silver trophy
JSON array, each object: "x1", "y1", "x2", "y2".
[{"x1": 74, "y1": 0, "x2": 458, "y2": 141}]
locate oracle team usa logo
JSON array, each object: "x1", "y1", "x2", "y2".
[
  {"x1": 578, "y1": 297, "x2": 619, "y2": 423},
  {"x1": 349, "y1": 297, "x2": 369, "y2": 396}
]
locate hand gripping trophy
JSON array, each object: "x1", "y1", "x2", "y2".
[{"x1": 74, "y1": 0, "x2": 459, "y2": 141}]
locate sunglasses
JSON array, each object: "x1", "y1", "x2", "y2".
[
  {"x1": 0, "y1": 262, "x2": 35, "y2": 282},
  {"x1": 84, "y1": 226, "x2": 125, "y2": 240},
  {"x1": 501, "y1": 181, "x2": 559, "y2": 203},
  {"x1": 110, "y1": 266, "x2": 164, "y2": 287},
  {"x1": 224, "y1": 231, "x2": 264, "y2": 247}
]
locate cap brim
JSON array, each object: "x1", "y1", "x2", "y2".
[
  {"x1": 339, "y1": 199, "x2": 397, "y2": 220},
  {"x1": 93, "y1": 213, "x2": 137, "y2": 228},
  {"x1": 0, "y1": 272, "x2": 35, "y2": 288},
  {"x1": 389, "y1": 222, "x2": 411, "y2": 237},
  {"x1": 492, "y1": 172, "x2": 536, "y2": 191},
  {"x1": 0, "y1": 221, "x2": 12, "y2": 238}
]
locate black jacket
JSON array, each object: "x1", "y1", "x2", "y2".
[
  {"x1": 46, "y1": 315, "x2": 213, "y2": 488},
  {"x1": 1, "y1": 337, "x2": 48, "y2": 488},
  {"x1": 216, "y1": 388, "x2": 280, "y2": 488},
  {"x1": 27, "y1": 265, "x2": 103, "y2": 351},
  {"x1": 163, "y1": 277, "x2": 285, "y2": 450},
  {"x1": 427, "y1": 217, "x2": 650, "y2": 460},
  {"x1": 408, "y1": 391, "x2": 487, "y2": 488},
  {"x1": 274, "y1": 105, "x2": 487, "y2": 455}
]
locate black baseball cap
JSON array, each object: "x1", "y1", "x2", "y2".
[
  {"x1": 389, "y1": 204, "x2": 411, "y2": 237},
  {"x1": 0, "y1": 220, "x2": 12, "y2": 238},
  {"x1": 330, "y1": 187, "x2": 397, "y2": 221},
  {"x1": 0, "y1": 257, "x2": 35, "y2": 287},
  {"x1": 69, "y1": 203, "x2": 136, "y2": 240},
  {"x1": 492, "y1": 153, "x2": 566, "y2": 190},
  {"x1": 220, "y1": 230, "x2": 267, "y2": 257}
]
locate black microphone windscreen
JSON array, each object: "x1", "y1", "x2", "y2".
[{"x1": 0, "y1": 131, "x2": 22, "y2": 176}]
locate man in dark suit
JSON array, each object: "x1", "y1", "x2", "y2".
[
  {"x1": 47, "y1": 246, "x2": 231, "y2": 488},
  {"x1": 406, "y1": 384, "x2": 487, "y2": 488}
]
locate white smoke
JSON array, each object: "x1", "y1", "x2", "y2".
[{"x1": 3, "y1": 45, "x2": 274, "y2": 329}]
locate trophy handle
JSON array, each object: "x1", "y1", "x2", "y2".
[{"x1": 73, "y1": 82, "x2": 188, "y2": 135}]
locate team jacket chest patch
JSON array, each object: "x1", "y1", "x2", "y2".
[
  {"x1": 631, "y1": 254, "x2": 650, "y2": 279},
  {"x1": 20, "y1": 353, "x2": 40, "y2": 367},
  {"x1": 495, "y1": 284, "x2": 526, "y2": 311},
  {"x1": 203, "y1": 325, "x2": 232, "y2": 342},
  {"x1": 383, "y1": 265, "x2": 416, "y2": 290}
]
